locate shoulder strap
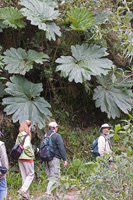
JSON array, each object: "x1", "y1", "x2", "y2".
[
  {"x1": 46, "y1": 132, "x2": 55, "y2": 138},
  {"x1": 20, "y1": 134, "x2": 28, "y2": 146},
  {"x1": 49, "y1": 132, "x2": 55, "y2": 137}
]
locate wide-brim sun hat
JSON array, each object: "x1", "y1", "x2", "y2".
[
  {"x1": 48, "y1": 121, "x2": 59, "y2": 128},
  {"x1": 100, "y1": 123, "x2": 112, "y2": 132}
]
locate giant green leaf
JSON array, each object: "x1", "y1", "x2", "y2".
[
  {"x1": 56, "y1": 44, "x2": 113, "y2": 83},
  {"x1": 2, "y1": 75, "x2": 52, "y2": 129},
  {"x1": 19, "y1": 0, "x2": 61, "y2": 41},
  {"x1": 67, "y1": 7, "x2": 95, "y2": 31},
  {"x1": 93, "y1": 74, "x2": 133, "y2": 119},
  {"x1": 3, "y1": 48, "x2": 49, "y2": 75},
  {"x1": 0, "y1": 7, "x2": 26, "y2": 29}
]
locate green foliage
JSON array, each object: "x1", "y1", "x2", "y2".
[
  {"x1": 94, "y1": 9, "x2": 112, "y2": 25},
  {"x1": 84, "y1": 154, "x2": 133, "y2": 200},
  {"x1": 30, "y1": 160, "x2": 47, "y2": 191},
  {"x1": 124, "y1": 32, "x2": 133, "y2": 61},
  {"x1": 0, "y1": 0, "x2": 132, "y2": 126},
  {"x1": 67, "y1": 7, "x2": 95, "y2": 31},
  {"x1": 19, "y1": 0, "x2": 61, "y2": 41},
  {"x1": 113, "y1": 118, "x2": 133, "y2": 155},
  {"x1": 7, "y1": 166, "x2": 21, "y2": 190},
  {"x1": 0, "y1": 20, "x2": 8, "y2": 32},
  {"x1": 0, "y1": 48, "x2": 7, "y2": 96},
  {"x1": 59, "y1": 154, "x2": 133, "y2": 200},
  {"x1": 3, "y1": 48, "x2": 49, "y2": 75},
  {"x1": 93, "y1": 72, "x2": 133, "y2": 119},
  {"x1": 2, "y1": 75, "x2": 52, "y2": 129},
  {"x1": 0, "y1": 55, "x2": 4, "y2": 69},
  {"x1": 56, "y1": 43, "x2": 113, "y2": 83},
  {"x1": 64, "y1": 158, "x2": 84, "y2": 179},
  {"x1": 0, "y1": 7, "x2": 26, "y2": 29},
  {"x1": 0, "y1": 82, "x2": 6, "y2": 97}
]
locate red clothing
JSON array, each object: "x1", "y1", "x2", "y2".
[{"x1": 19, "y1": 159, "x2": 33, "y2": 162}]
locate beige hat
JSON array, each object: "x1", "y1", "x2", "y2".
[
  {"x1": 100, "y1": 123, "x2": 111, "y2": 132},
  {"x1": 48, "y1": 122, "x2": 59, "y2": 128}
]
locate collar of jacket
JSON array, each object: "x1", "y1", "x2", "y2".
[
  {"x1": 46, "y1": 130, "x2": 55, "y2": 136},
  {"x1": 101, "y1": 133, "x2": 109, "y2": 140}
]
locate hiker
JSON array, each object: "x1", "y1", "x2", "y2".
[
  {"x1": 43, "y1": 121, "x2": 67, "y2": 198},
  {"x1": 0, "y1": 131, "x2": 8, "y2": 200},
  {"x1": 98, "y1": 123, "x2": 113, "y2": 161},
  {"x1": 16, "y1": 120, "x2": 34, "y2": 200}
]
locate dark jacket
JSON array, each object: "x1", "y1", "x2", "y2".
[{"x1": 41, "y1": 130, "x2": 67, "y2": 161}]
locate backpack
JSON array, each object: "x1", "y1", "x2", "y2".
[
  {"x1": 91, "y1": 135, "x2": 107, "y2": 157},
  {"x1": 39, "y1": 132, "x2": 55, "y2": 161},
  {"x1": 10, "y1": 134, "x2": 28, "y2": 160},
  {"x1": 90, "y1": 137, "x2": 100, "y2": 157}
]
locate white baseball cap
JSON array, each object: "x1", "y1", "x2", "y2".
[
  {"x1": 100, "y1": 123, "x2": 111, "y2": 132},
  {"x1": 48, "y1": 122, "x2": 59, "y2": 128}
]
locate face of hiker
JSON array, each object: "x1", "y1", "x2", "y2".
[
  {"x1": 54, "y1": 126, "x2": 58, "y2": 133},
  {"x1": 102, "y1": 128, "x2": 110, "y2": 135}
]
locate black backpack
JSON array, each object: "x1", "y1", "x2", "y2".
[
  {"x1": 91, "y1": 135, "x2": 107, "y2": 157},
  {"x1": 10, "y1": 134, "x2": 28, "y2": 160},
  {"x1": 91, "y1": 137, "x2": 100, "y2": 157},
  {"x1": 39, "y1": 132, "x2": 55, "y2": 161}
]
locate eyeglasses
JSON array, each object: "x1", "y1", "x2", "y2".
[{"x1": 103, "y1": 129, "x2": 110, "y2": 131}]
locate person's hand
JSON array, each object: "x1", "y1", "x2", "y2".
[{"x1": 63, "y1": 160, "x2": 67, "y2": 167}]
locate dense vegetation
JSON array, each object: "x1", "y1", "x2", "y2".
[
  {"x1": 0, "y1": 0, "x2": 133, "y2": 199},
  {"x1": 0, "y1": 0, "x2": 132, "y2": 127}
]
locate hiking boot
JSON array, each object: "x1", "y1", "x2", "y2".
[
  {"x1": 22, "y1": 196, "x2": 28, "y2": 200},
  {"x1": 17, "y1": 189, "x2": 29, "y2": 200},
  {"x1": 22, "y1": 193, "x2": 29, "y2": 200}
]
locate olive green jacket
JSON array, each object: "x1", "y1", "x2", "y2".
[{"x1": 15, "y1": 131, "x2": 34, "y2": 160}]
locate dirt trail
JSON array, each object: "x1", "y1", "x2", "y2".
[{"x1": 32, "y1": 190, "x2": 80, "y2": 200}]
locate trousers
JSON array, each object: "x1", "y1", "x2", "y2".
[
  {"x1": 45, "y1": 157, "x2": 60, "y2": 195},
  {"x1": 0, "y1": 177, "x2": 7, "y2": 200},
  {"x1": 18, "y1": 161, "x2": 34, "y2": 197}
]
